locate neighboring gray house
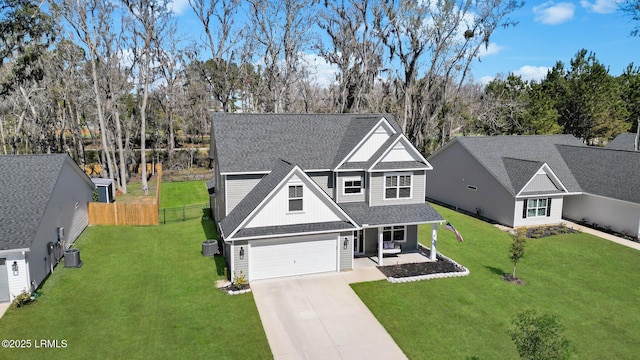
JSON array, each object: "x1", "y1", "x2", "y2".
[
  {"x1": 0, "y1": 154, "x2": 95, "y2": 302},
  {"x1": 209, "y1": 113, "x2": 443, "y2": 281},
  {"x1": 426, "y1": 135, "x2": 640, "y2": 238},
  {"x1": 606, "y1": 132, "x2": 638, "y2": 151}
]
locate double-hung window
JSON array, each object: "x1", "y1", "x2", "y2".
[
  {"x1": 382, "y1": 226, "x2": 406, "y2": 242},
  {"x1": 523, "y1": 198, "x2": 551, "y2": 218},
  {"x1": 288, "y1": 185, "x2": 303, "y2": 212},
  {"x1": 384, "y1": 174, "x2": 411, "y2": 199},
  {"x1": 343, "y1": 177, "x2": 362, "y2": 195}
]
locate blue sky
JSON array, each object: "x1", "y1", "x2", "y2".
[
  {"x1": 473, "y1": 0, "x2": 640, "y2": 83},
  {"x1": 169, "y1": 0, "x2": 639, "y2": 85}
]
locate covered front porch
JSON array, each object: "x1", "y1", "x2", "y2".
[
  {"x1": 340, "y1": 201, "x2": 445, "y2": 266},
  {"x1": 354, "y1": 251, "x2": 434, "y2": 268}
]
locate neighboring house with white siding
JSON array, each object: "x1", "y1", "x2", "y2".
[
  {"x1": 0, "y1": 154, "x2": 94, "y2": 303},
  {"x1": 426, "y1": 135, "x2": 640, "y2": 238},
  {"x1": 209, "y1": 113, "x2": 443, "y2": 282}
]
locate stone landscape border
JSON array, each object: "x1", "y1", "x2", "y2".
[{"x1": 385, "y1": 245, "x2": 470, "y2": 283}]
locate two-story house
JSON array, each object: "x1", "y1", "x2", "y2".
[{"x1": 209, "y1": 113, "x2": 444, "y2": 281}]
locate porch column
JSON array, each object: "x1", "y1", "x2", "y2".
[
  {"x1": 430, "y1": 223, "x2": 437, "y2": 261},
  {"x1": 378, "y1": 227, "x2": 384, "y2": 266}
]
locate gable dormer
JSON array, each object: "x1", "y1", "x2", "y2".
[
  {"x1": 339, "y1": 118, "x2": 396, "y2": 165},
  {"x1": 368, "y1": 135, "x2": 432, "y2": 171},
  {"x1": 223, "y1": 162, "x2": 358, "y2": 240},
  {"x1": 518, "y1": 164, "x2": 567, "y2": 196}
]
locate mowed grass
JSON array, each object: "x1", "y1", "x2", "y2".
[
  {"x1": 0, "y1": 218, "x2": 271, "y2": 359},
  {"x1": 352, "y1": 204, "x2": 640, "y2": 359},
  {"x1": 160, "y1": 181, "x2": 208, "y2": 208}
]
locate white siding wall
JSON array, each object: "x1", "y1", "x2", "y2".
[
  {"x1": 564, "y1": 194, "x2": 640, "y2": 238},
  {"x1": 522, "y1": 173, "x2": 559, "y2": 193},
  {"x1": 380, "y1": 142, "x2": 417, "y2": 162},
  {"x1": 369, "y1": 171, "x2": 425, "y2": 206},
  {"x1": 5, "y1": 253, "x2": 29, "y2": 301},
  {"x1": 513, "y1": 197, "x2": 564, "y2": 227},
  {"x1": 245, "y1": 174, "x2": 345, "y2": 228},
  {"x1": 226, "y1": 174, "x2": 264, "y2": 214},
  {"x1": 426, "y1": 142, "x2": 517, "y2": 226},
  {"x1": 347, "y1": 124, "x2": 394, "y2": 162}
]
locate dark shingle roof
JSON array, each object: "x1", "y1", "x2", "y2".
[
  {"x1": 452, "y1": 135, "x2": 586, "y2": 195},
  {"x1": 219, "y1": 159, "x2": 294, "y2": 237},
  {"x1": 211, "y1": 113, "x2": 400, "y2": 173},
  {"x1": 558, "y1": 145, "x2": 640, "y2": 203},
  {"x1": 340, "y1": 202, "x2": 444, "y2": 226},
  {"x1": 502, "y1": 157, "x2": 545, "y2": 194},
  {"x1": 0, "y1": 154, "x2": 68, "y2": 250},
  {"x1": 606, "y1": 133, "x2": 638, "y2": 151},
  {"x1": 233, "y1": 221, "x2": 356, "y2": 239}
]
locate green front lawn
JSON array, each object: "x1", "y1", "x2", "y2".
[
  {"x1": 0, "y1": 218, "x2": 270, "y2": 359},
  {"x1": 160, "y1": 181, "x2": 209, "y2": 208},
  {"x1": 353, "y1": 205, "x2": 640, "y2": 359}
]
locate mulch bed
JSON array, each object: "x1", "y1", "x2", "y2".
[
  {"x1": 524, "y1": 224, "x2": 577, "y2": 238},
  {"x1": 377, "y1": 247, "x2": 465, "y2": 278},
  {"x1": 502, "y1": 274, "x2": 525, "y2": 285}
]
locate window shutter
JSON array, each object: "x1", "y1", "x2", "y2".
[
  {"x1": 546, "y1": 198, "x2": 552, "y2": 217},
  {"x1": 522, "y1": 199, "x2": 528, "y2": 218}
]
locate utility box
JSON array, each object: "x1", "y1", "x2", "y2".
[
  {"x1": 91, "y1": 178, "x2": 115, "y2": 203},
  {"x1": 64, "y1": 249, "x2": 82, "y2": 268}
]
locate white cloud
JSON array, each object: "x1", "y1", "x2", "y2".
[
  {"x1": 513, "y1": 65, "x2": 551, "y2": 81},
  {"x1": 477, "y1": 42, "x2": 504, "y2": 58},
  {"x1": 533, "y1": 2, "x2": 576, "y2": 25},
  {"x1": 302, "y1": 53, "x2": 338, "y2": 88},
  {"x1": 170, "y1": 0, "x2": 190, "y2": 16},
  {"x1": 580, "y1": 0, "x2": 618, "y2": 14},
  {"x1": 479, "y1": 75, "x2": 495, "y2": 85}
]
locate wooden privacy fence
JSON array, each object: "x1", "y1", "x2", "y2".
[
  {"x1": 89, "y1": 202, "x2": 159, "y2": 225},
  {"x1": 88, "y1": 164, "x2": 162, "y2": 226}
]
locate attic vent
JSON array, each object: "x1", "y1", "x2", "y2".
[{"x1": 467, "y1": 185, "x2": 477, "y2": 191}]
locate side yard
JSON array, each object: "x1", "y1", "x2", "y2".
[
  {"x1": 0, "y1": 184, "x2": 270, "y2": 358},
  {"x1": 353, "y1": 204, "x2": 640, "y2": 359}
]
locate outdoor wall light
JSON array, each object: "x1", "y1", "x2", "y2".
[
  {"x1": 343, "y1": 237, "x2": 349, "y2": 250},
  {"x1": 12, "y1": 261, "x2": 18, "y2": 276},
  {"x1": 239, "y1": 247, "x2": 245, "y2": 260}
]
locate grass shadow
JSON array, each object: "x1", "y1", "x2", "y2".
[
  {"x1": 484, "y1": 265, "x2": 507, "y2": 276},
  {"x1": 213, "y1": 255, "x2": 228, "y2": 278},
  {"x1": 201, "y1": 209, "x2": 219, "y2": 240}
]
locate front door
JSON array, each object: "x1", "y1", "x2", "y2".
[{"x1": 353, "y1": 230, "x2": 364, "y2": 256}]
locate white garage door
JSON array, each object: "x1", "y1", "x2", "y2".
[{"x1": 250, "y1": 234, "x2": 337, "y2": 281}]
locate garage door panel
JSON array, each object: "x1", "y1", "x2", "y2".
[{"x1": 250, "y1": 235, "x2": 337, "y2": 281}]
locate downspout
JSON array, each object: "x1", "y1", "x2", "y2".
[{"x1": 23, "y1": 251, "x2": 32, "y2": 293}]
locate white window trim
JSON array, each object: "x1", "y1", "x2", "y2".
[
  {"x1": 382, "y1": 225, "x2": 407, "y2": 243},
  {"x1": 383, "y1": 172, "x2": 413, "y2": 200},
  {"x1": 342, "y1": 176, "x2": 363, "y2": 196},
  {"x1": 525, "y1": 198, "x2": 548, "y2": 218},
  {"x1": 288, "y1": 184, "x2": 304, "y2": 213}
]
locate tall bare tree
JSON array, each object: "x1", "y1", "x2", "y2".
[
  {"x1": 246, "y1": 0, "x2": 315, "y2": 112},
  {"x1": 123, "y1": 0, "x2": 170, "y2": 194},
  {"x1": 317, "y1": 0, "x2": 384, "y2": 113}
]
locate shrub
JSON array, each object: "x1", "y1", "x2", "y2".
[
  {"x1": 232, "y1": 270, "x2": 248, "y2": 287},
  {"x1": 509, "y1": 310, "x2": 574, "y2": 360},
  {"x1": 12, "y1": 290, "x2": 32, "y2": 308}
]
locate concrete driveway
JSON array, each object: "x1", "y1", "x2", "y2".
[{"x1": 251, "y1": 271, "x2": 408, "y2": 360}]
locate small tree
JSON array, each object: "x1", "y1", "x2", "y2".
[
  {"x1": 509, "y1": 230, "x2": 526, "y2": 279},
  {"x1": 509, "y1": 310, "x2": 574, "y2": 360}
]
